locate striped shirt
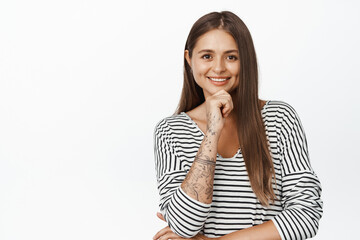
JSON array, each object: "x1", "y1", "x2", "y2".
[{"x1": 154, "y1": 100, "x2": 323, "y2": 240}]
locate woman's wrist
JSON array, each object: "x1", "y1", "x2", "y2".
[{"x1": 204, "y1": 129, "x2": 221, "y2": 141}]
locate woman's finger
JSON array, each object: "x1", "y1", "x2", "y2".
[
  {"x1": 157, "y1": 212, "x2": 166, "y2": 222},
  {"x1": 158, "y1": 231, "x2": 185, "y2": 240},
  {"x1": 153, "y1": 226, "x2": 172, "y2": 240},
  {"x1": 195, "y1": 233, "x2": 210, "y2": 240},
  {"x1": 153, "y1": 226, "x2": 187, "y2": 240},
  {"x1": 212, "y1": 89, "x2": 228, "y2": 96},
  {"x1": 214, "y1": 91, "x2": 233, "y2": 109},
  {"x1": 217, "y1": 95, "x2": 233, "y2": 117}
]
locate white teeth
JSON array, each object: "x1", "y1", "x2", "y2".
[{"x1": 209, "y1": 77, "x2": 228, "y2": 82}]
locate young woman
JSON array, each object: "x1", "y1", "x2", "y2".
[{"x1": 153, "y1": 11, "x2": 323, "y2": 240}]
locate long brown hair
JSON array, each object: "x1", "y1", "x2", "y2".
[{"x1": 176, "y1": 11, "x2": 276, "y2": 206}]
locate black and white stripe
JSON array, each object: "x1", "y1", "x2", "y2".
[{"x1": 154, "y1": 100, "x2": 323, "y2": 240}]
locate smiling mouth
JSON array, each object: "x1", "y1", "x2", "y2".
[{"x1": 207, "y1": 77, "x2": 231, "y2": 82}]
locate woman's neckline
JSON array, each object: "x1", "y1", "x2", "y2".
[{"x1": 180, "y1": 100, "x2": 270, "y2": 159}]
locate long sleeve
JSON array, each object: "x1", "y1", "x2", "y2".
[
  {"x1": 154, "y1": 118, "x2": 211, "y2": 238},
  {"x1": 272, "y1": 105, "x2": 323, "y2": 240}
]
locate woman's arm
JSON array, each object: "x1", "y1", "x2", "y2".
[
  {"x1": 218, "y1": 220, "x2": 281, "y2": 240},
  {"x1": 154, "y1": 90, "x2": 234, "y2": 238},
  {"x1": 180, "y1": 129, "x2": 218, "y2": 204},
  {"x1": 181, "y1": 89, "x2": 233, "y2": 204},
  {"x1": 154, "y1": 213, "x2": 281, "y2": 240},
  {"x1": 270, "y1": 103, "x2": 323, "y2": 239}
]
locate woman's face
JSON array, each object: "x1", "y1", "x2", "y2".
[{"x1": 185, "y1": 29, "x2": 240, "y2": 99}]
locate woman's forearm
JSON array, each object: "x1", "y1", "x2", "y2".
[
  {"x1": 181, "y1": 129, "x2": 218, "y2": 204},
  {"x1": 218, "y1": 220, "x2": 281, "y2": 240},
  {"x1": 180, "y1": 90, "x2": 233, "y2": 204}
]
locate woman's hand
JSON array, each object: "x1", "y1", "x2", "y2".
[
  {"x1": 205, "y1": 90, "x2": 234, "y2": 136},
  {"x1": 153, "y1": 213, "x2": 212, "y2": 240}
]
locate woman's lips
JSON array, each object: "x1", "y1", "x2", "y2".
[{"x1": 207, "y1": 77, "x2": 231, "y2": 86}]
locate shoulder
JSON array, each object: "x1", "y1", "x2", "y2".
[
  {"x1": 264, "y1": 100, "x2": 297, "y2": 114},
  {"x1": 264, "y1": 100, "x2": 309, "y2": 145},
  {"x1": 154, "y1": 112, "x2": 196, "y2": 138},
  {"x1": 263, "y1": 100, "x2": 301, "y2": 123},
  {"x1": 263, "y1": 100, "x2": 307, "y2": 137}
]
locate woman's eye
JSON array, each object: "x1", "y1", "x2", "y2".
[
  {"x1": 227, "y1": 55, "x2": 238, "y2": 61},
  {"x1": 202, "y1": 54, "x2": 212, "y2": 60}
]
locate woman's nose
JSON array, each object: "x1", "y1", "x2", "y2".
[{"x1": 213, "y1": 58, "x2": 226, "y2": 74}]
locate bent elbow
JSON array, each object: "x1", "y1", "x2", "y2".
[
  {"x1": 160, "y1": 187, "x2": 211, "y2": 237},
  {"x1": 273, "y1": 205, "x2": 323, "y2": 239},
  {"x1": 303, "y1": 207, "x2": 323, "y2": 239},
  {"x1": 164, "y1": 210, "x2": 204, "y2": 238}
]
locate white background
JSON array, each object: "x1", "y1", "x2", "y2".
[{"x1": 0, "y1": 0, "x2": 359, "y2": 239}]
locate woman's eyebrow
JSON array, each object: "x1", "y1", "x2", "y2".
[
  {"x1": 197, "y1": 49, "x2": 215, "y2": 54},
  {"x1": 197, "y1": 49, "x2": 239, "y2": 54},
  {"x1": 224, "y1": 50, "x2": 239, "y2": 54}
]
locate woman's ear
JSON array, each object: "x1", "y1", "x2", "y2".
[{"x1": 184, "y1": 50, "x2": 191, "y2": 67}]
